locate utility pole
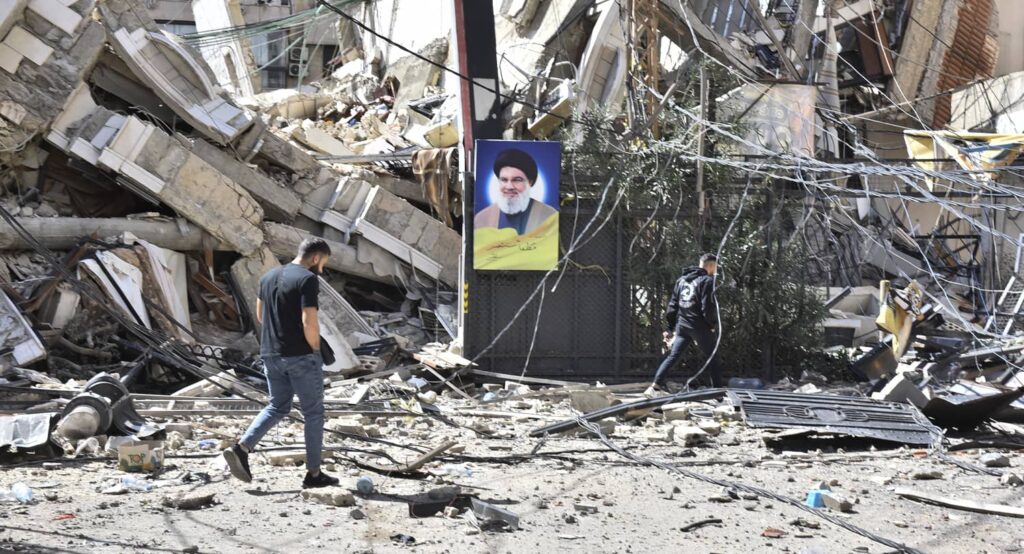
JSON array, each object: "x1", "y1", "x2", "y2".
[
  {"x1": 627, "y1": 0, "x2": 661, "y2": 136},
  {"x1": 451, "y1": 0, "x2": 501, "y2": 356},
  {"x1": 695, "y1": 63, "x2": 708, "y2": 244}
]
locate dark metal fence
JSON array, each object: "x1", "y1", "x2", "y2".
[{"x1": 465, "y1": 202, "x2": 670, "y2": 383}]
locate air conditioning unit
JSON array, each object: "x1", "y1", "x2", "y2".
[
  {"x1": 287, "y1": 63, "x2": 303, "y2": 77},
  {"x1": 288, "y1": 47, "x2": 307, "y2": 62}
]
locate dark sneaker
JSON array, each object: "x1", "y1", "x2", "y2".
[
  {"x1": 302, "y1": 471, "x2": 339, "y2": 489},
  {"x1": 223, "y1": 444, "x2": 252, "y2": 483}
]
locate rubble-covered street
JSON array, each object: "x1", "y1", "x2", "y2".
[
  {"x1": 4, "y1": 0, "x2": 1024, "y2": 552},
  {"x1": 6, "y1": 383, "x2": 1024, "y2": 553}
]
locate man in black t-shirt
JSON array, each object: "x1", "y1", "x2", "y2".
[{"x1": 223, "y1": 237, "x2": 340, "y2": 489}]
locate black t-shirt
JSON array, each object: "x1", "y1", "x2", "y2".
[{"x1": 258, "y1": 264, "x2": 319, "y2": 357}]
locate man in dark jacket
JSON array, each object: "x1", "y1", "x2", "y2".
[{"x1": 646, "y1": 253, "x2": 722, "y2": 395}]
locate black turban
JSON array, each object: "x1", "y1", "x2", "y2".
[{"x1": 493, "y1": 148, "x2": 538, "y2": 185}]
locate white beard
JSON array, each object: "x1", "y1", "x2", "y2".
[{"x1": 497, "y1": 191, "x2": 532, "y2": 215}]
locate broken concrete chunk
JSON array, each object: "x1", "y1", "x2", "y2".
[
  {"x1": 269, "y1": 450, "x2": 307, "y2": 467},
  {"x1": 99, "y1": 0, "x2": 253, "y2": 144},
  {"x1": 230, "y1": 246, "x2": 280, "y2": 326},
  {"x1": 292, "y1": 123, "x2": 354, "y2": 156},
  {"x1": 871, "y1": 373, "x2": 927, "y2": 408},
  {"x1": 821, "y1": 492, "x2": 854, "y2": 513},
  {"x1": 639, "y1": 426, "x2": 674, "y2": 443},
  {"x1": 713, "y1": 405, "x2": 740, "y2": 421},
  {"x1": 184, "y1": 134, "x2": 300, "y2": 221},
  {"x1": 162, "y1": 492, "x2": 216, "y2": 510},
  {"x1": 979, "y1": 453, "x2": 1011, "y2": 468},
  {"x1": 696, "y1": 420, "x2": 722, "y2": 436},
  {"x1": 471, "y1": 498, "x2": 520, "y2": 530},
  {"x1": 385, "y1": 38, "x2": 448, "y2": 108},
  {"x1": 569, "y1": 391, "x2": 614, "y2": 413},
  {"x1": 264, "y1": 222, "x2": 401, "y2": 284},
  {"x1": 1000, "y1": 473, "x2": 1023, "y2": 487},
  {"x1": 163, "y1": 423, "x2": 193, "y2": 439},
  {"x1": 301, "y1": 489, "x2": 355, "y2": 507},
  {"x1": 573, "y1": 503, "x2": 598, "y2": 514},
  {"x1": 330, "y1": 418, "x2": 368, "y2": 437},
  {"x1": 672, "y1": 425, "x2": 709, "y2": 446},
  {"x1": 663, "y1": 407, "x2": 690, "y2": 421}
]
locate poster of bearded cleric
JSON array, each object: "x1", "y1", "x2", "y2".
[{"x1": 473, "y1": 140, "x2": 560, "y2": 271}]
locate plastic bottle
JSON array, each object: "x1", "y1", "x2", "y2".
[
  {"x1": 197, "y1": 439, "x2": 218, "y2": 450},
  {"x1": 11, "y1": 482, "x2": 32, "y2": 503},
  {"x1": 120, "y1": 476, "x2": 153, "y2": 492},
  {"x1": 356, "y1": 476, "x2": 374, "y2": 494}
]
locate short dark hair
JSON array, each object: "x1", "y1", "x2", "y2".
[
  {"x1": 493, "y1": 148, "x2": 538, "y2": 185},
  {"x1": 700, "y1": 253, "x2": 717, "y2": 265},
  {"x1": 298, "y1": 237, "x2": 331, "y2": 259}
]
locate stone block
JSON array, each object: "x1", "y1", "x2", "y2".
[
  {"x1": 821, "y1": 492, "x2": 854, "y2": 513},
  {"x1": 570, "y1": 391, "x2": 614, "y2": 413},
  {"x1": 663, "y1": 408, "x2": 690, "y2": 421},
  {"x1": 301, "y1": 489, "x2": 355, "y2": 507},
  {"x1": 980, "y1": 452, "x2": 1011, "y2": 468},
  {"x1": 27, "y1": 0, "x2": 82, "y2": 35},
  {"x1": 672, "y1": 425, "x2": 709, "y2": 446},
  {"x1": 697, "y1": 420, "x2": 722, "y2": 436},
  {"x1": 4, "y1": 26, "x2": 52, "y2": 66},
  {"x1": 639, "y1": 425, "x2": 674, "y2": 443}
]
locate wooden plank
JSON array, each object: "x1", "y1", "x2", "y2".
[
  {"x1": 895, "y1": 487, "x2": 1024, "y2": 518},
  {"x1": 192, "y1": 272, "x2": 239, "y2": 318}
]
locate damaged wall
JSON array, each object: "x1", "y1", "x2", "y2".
[
  {"x1": 191, "y1": 0, "x2": 262, "y2": 98},
  {"x1": 889, "y1": 0, "x2": 999, "y2": 127},
  {"x1": 0, "y1": 0, "x2": 105, "y2": 155}
]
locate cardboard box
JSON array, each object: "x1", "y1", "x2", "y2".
[{"x1": 117, "y1": 441, "x2": 164, "y2": 473}]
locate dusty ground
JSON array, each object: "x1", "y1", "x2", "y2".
[{"x1": 2, "y1": 392, "x2": 1023, "y2": 554}]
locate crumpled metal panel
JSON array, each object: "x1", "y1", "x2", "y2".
[
  {"x1": 0, "y1": 413, "x2": 53, "y2": 450},
  {"x1": 727, "y1": 389, "x2": 943, "y2": 446}
]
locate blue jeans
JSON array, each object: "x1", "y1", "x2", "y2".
[
  {"x1": 240, "y1": 353, "x2": 325, "y2": 472},
  {"x1": 652, "y1": 326, "x2": 723, "y2": 388}
]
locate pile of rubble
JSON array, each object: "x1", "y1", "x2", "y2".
[
  {"x1": 0, "y1": 0, "x2": 465, "y2": 389},
  {"x1": 0, "y1": 0, "x2": 476, "y2": 469},
  {"x1": 813, "y1": 279, "x2": 1024, "y2": 431}
]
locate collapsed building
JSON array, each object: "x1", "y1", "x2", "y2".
[{"x1": 4, "y1": 1, "x2": 1024, "y2": 552}]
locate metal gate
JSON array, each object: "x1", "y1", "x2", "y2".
[{"x1": 465, "y1": 203, "x2": 669, "y2": 383}]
